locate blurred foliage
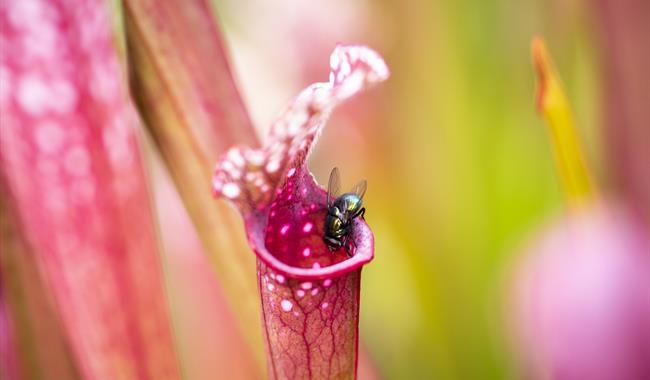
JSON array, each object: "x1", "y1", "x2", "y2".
[
  {"x1": 213, "y1": 0, "x2": 601, "y2": 378},
  {"x1": 363, "y1": 2, "x2": 599, "y2": 379},
  {"x1": 5, "y1": 0, "x2": 640, "y2": 378},
  {"x1": 370, "y1": 3, "x2": 599, "y2": 379}
]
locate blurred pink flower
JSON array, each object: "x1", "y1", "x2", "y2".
[
  {"x1": 511, "y1": 205, "x2": 650, "y2": 380},
  {"x1": 509, "y1": 38, "x2": 650, "y2": 380}
]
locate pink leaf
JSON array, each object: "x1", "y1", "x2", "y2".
[
  {"x1": 0, "y1": 196, "x2": 79, "y2": 379},
  {"x1": 213, "y1": 45, "x2": 388, "y2": 379},
  {"x1": 0, "y1": 284, "x2": 20, "y2": 380},
  {"x1": 0, "y1": 1, "x2": 180, "y2": 378},
  {"x1": 595, "y1": 0, "x2": 650, "y2": 224},
  {"x1": 124, "y1": 0, "x2": 267, "y2": 367}
]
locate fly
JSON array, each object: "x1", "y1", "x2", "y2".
[{"x1": 323, "y1": 167, "x2": 367, "y2": 256}]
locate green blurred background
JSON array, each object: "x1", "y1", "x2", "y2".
[{"x1": 203, "y1": 0, "x2": 601, "y2": 378}]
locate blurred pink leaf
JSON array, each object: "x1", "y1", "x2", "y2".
[
  {"x1": 0, "y1": 261, "x2": 21, "y2": 380},
  {"x1": 1, "y1": 194, "x2": 79, "y2": 380},
  {"x1": 0, "y1": 1, "x2": 181, "y2": 378},
  {"x1": 123, "y1": 0, "x2": 266, "y2": 369},
  {"x1": 123, "y1": 0, "x2": 257, "y2": 156},
  {"x1": 214, "y1": 45, "x2": 388, "y2": 379},
  {"x1": 147, "y1": 151, "x2": 260, "y2": 379},
  {"x1": 595, "y1": 0, "x2": 650, "y2": 224}
]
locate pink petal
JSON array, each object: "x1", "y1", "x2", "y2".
[
  {"x1": 214, "y1": 45, "x2": 388, "y2": 379},
  {"x1": 510, "y1": 205, "x2": 650, "y2": 380},
  {"x1": 0, "y1": 1, "x2": 180, "y2": 379}
]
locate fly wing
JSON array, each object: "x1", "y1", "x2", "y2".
[
  {"x1": 327, "y1": 167, "x2": 341, "y2": 207},
  {"x1": 351, "y1": 179, "x2": 367, "y2": 200}
]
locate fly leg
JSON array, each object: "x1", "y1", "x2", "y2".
[
  {"x1": 324, "y1": 235, "x2": 342, "y2": 251},
  {"x1": 343, "y1": 236, "x2": 354, "y2": 257},
  {"x1": 341, "y1": 224, "x2": 355, "y2": 257}
]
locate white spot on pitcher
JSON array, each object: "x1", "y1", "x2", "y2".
[
  {"x1": 222, "y1": 183, "x2": 240, "y2": 198},
  {"x1": 280, "y1": 299, "x2": 293, "y2": 312}
]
